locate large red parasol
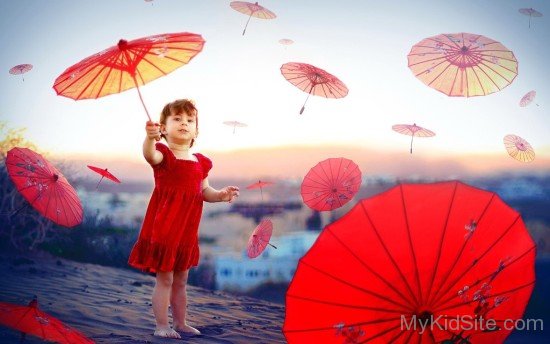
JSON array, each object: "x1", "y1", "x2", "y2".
[
  {"x1": 284, "y1": 181, "x2": 535, "y2": 343},
  {"x1": 230, "y1": 1, "x2": 276, "y2": 36},
  {"x1": 87, "y1": 165, "x2": 121, "y2": 189},
  {"x1": 281, "y1": 62, "x2": 348, "y2": 114},
  {"x1": 392, "y1": 123, "x2": 435, "y2": 154},
  {"x1": 53, "y1": 32, "x2": 205, "y2": 121},
  {"x1": 0, "y1": 297, "x2": 94, "y2": 343},
  {"x1": 301, "y1": 158, "x2": 362, "y2": 212},
  {"x1": 247, "y1": 219, "x2": 277, "y2": 258},
  {"x1": 6, "y1": 147, "x2": 83, "y2": 227},
  {"x1": 9, "y1": 64, "x2": 33, "y2": 81},
  {"x1": 503, "y1": 134, "x2": 535, "y2": 163},
  {"x1": 408, "y1": 33, "x2": 518, "y2": 97}
]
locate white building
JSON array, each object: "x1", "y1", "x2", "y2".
[{"x1": 214, "y1": 230, "x2": 319, "y2": 292}]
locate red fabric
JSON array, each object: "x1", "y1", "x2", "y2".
[{"x1": 128, "y1": 143, "x2": 212, "y2": 273}]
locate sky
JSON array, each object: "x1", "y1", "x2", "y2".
[{"x1": 1, "y1": 0, "x2": 549, "y2": 179}]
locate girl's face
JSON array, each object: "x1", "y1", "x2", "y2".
[{"x1": 161, "y1": 110, "x2": 197, "y2": 144}]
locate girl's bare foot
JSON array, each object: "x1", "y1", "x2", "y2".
[
  {"x1": 174, "y1": 324, "x2": 201, "y2": 335},
  {"x1": 154, "y1": 327, "x2": 181, "y2": 339}
]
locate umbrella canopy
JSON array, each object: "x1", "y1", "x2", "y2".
[
  {"x1": 281, "y1": 62, "x2": 348, "y2": 114},
  {"x1": 246, "y1": 180, "x2": 274, "y2": 201},
  {"x1": 518, "y1": 8, "x2": 543, "y2": 28},
  {"x1": 279, "y1": 38, "x2": 294, "y2": 46},
  {"x1": 53, "y1": 32, "x2": 205, "y2": 121},
  {"x1": 0, "y1": 297, "x2": 94, "y2": 344},
  {"x1": 503, "y1": 134, "x2": 535, "y2": 163},
  {"x1": 407, "y1": 33, "x2": 518, "y2": 97},
  {"x1": 223, "y1": 120, "x2": 248, "y2": 134},
  {"x1": 6, "y1": 147, "x2": 83, "y2": 227},
  {"x1": 392, "y1": 123, "x2": 436, "y2": 154},
  {"x1": 284, "y1": 181, "x2": 536, "y2": 343},
  {"x1": 247, "y1": 219, "x2": 276, "y2": 258},
  {"x1": 519, "y1": 90, "x2": 537, "y2": 107},
  {"x1": 301, "y1": 158, "x2": 362, "y2": 212},
  {"x1": 87, "y1": 165, "x2": 121, "y2": 189},
  {"x1": 230, "y1": 1, "x2": 276, "y2": 35},
  {"x1": 9, "y1": 64, "x2": 33, "y2": 81}
]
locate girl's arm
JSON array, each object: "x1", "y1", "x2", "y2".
[
  {"x1": 143, "y1": 121, "x2": 163, "y2": 165},
  {"x1": 202, "y1": 178, "x2": 239, "y2": 203}
]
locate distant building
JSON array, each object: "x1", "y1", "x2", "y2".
[{"x1": 214, "y1": 230, "x2": 319, "y2": 292}]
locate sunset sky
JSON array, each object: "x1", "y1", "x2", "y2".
[{"x1": 1, "y1": 0, "x2": 549, "y2": 179}]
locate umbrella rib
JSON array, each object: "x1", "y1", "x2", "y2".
[
  {"x1": 432, "y1": 245, "x2": 536, "y2": 311},
  {"x1": 284, "y1": 317, "x2": 402, "y2": 334},
  {"x1": 76, "y1": 62, "x2": 113, "y2": 100},
  {"x1": 430, "y1": 213, "x2": 521, "y2": 307},
  {"x1": 469, "y1": 65, "x2": 487, "y2": 95},
  {"x1": 325, "y1": 227, "x2": 415, "y2": 310},
  {"x1": 424, "y1": 182, "x2": 458, "y2": 306},
  {"x1": 427, "y1": 194, "x2": 496, "y2": 305},
  {"x1": 358, "y1": 323, "x2": 404, "y2": 344},
  {"x1": 55, "y1": 60, "x2": 98, "y2": 96},
  {"x1": 426, "y1": 62, "x2": 453, "y2": 91},
  {"x1": 448, "y1": 64, "x2": 460, "y2": 96},
  {"x1": 360, "y1": 202, "x2": 421, "y2": 308},
  {"x1": 286, "y1": 294, "x2": 407, "y2": 313},
  {"x1": 408, "y1": 55, "x2": 446, "y2": 68},
  {"x1": 399, "y1": 185, "x2": 424, "y2": 305},
  {"x1": 94, "y1": 64, "x2": 116, "y2": 97}
]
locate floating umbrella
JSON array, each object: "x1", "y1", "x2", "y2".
[
  {"x1": 519, "y1": 8, "x2": 543, "y2": 28},
  {"x1": 246, "y1": 180, "x2": 274, "y2": 201},
  {"x1": 503, "y1": 134, "x2": 535, "y2": 163},
  {"x1": 230, "y1": 1, "x2": 276, "y2": 36},
  {"x1": 87, "y1": 165, "x2": 121, "y2": 189},
  {"x1": 0, "y1": 297, "x2": 94, "y2": 344},
  {"x1": 247, "y1": 219, "x2": 277, "y2": 258},
  {"x1": 53, "y1": 32, "x2": 205, "y2": 121},
  {"x1": 223, "y1": 120, "x2": 248, "y2": 134},
  {"x1": 281, "y1": 62, "x2": 348, "y2": 114},
  {"x1": 9, "y1": 64, "x2": 33, "y2": 82},
  {"x1": 392, "y1": 123, "x2": 435, "y2": 154},
  {"x1": 519, "y1": 90, "x2": 537, "y2": 107},
  {"x1": 279, "y1": 38, "x2": 294, "y2": 46},
  {"x1": 284, "y1": 181, "x2": 535, "y2": 343},
  {"x1": 408, "y1": 33, "x2": 518, "y2": 97},
  {"x1": 6, "y1": 147, "x2": 83, "y2": 227},
  {"x1": 301, "y1": 158, "x2": 362, "y2": 212}
]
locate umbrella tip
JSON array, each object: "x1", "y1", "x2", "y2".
[
  {"x1": 29, "y1": 296, "x2": 38, "y2": 307},
  {"x1": 118, "y1": 39, "x2": 128, "y2": 49}
]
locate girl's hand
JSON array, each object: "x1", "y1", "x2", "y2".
[
  {"x1": 145, "y1": 121, "x2": 160, "y2": 140},
  {"x1": 219, "y1": 186, "x2": 239, "y2": 203}
]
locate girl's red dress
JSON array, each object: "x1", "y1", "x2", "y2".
[{"x1": 128, "y1": 143, "x2": 212, "y2": 273}]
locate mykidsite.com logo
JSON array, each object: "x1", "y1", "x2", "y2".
[{"x1": 401, "y1": 314, "x2": 544, "y2": 334}]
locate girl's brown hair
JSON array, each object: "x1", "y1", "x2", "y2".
[{"x1": 159, "y1": 99, "x2": 198, "y2": 147}]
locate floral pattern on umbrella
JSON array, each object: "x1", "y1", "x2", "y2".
[{"x1": 503, "y1": 134, "x2": 535, "y2": 163}]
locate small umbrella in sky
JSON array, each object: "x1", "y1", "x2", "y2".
[
  {"x1": 223, "y1": 120, "x2": 248, "y2": 134},
  {"x1": 87, "y1": 165, "x2": 121, "y2": 189},
  {"x1": 518, "y1": 8, "x2": 543, "y2": 28},
  {"x1": 246, "y1": 180, "x2": 274, "y2": 201},
  {"x1": 519, "y1": 90, "x2": 537, "y2": 107},
  {"x1": 503, "y1": 134, "x2": 535, "y2": 163},
  {"x1": 392, "y1": 123, "x2": 435, "y2": 154},
  {"x1": 9, "y1": 64, "x2": 33, "y2": 82},
  {"x1": 279, "y1": 38, "x2": 294, "y2": 46},
  {"x1": 230, "y1": 1, "x2": 276, "y2": 36},
  {"x1": 247, "y1": 219, "x2": 277, "y2": 258}
]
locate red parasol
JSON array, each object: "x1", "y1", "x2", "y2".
[
  {"x1": 53, "y1": 32, "x2": 205, "y2": 121},
  {"x1": 519, "y1": 90, "x2": 537, "y2": 107},
  {"x1": 503, "y1": 134, "x2": 535, "y2": 163},
  {"x1": 408, "y1": 33, "x2": 518, "y2": 97},
  {"x1": 87, "y1": 165, "x2": 121, "y2": 189},
  {"x1": 301, "y1": 158, "x2": 362, "y2": 212},
  {"x1": 223, "y1": 120, "x2": 248, "y2": 134},
  {"x1": 9, "y1": 64, "x2": 33, "y2": 82},
  {"x1": 284, "y1": 181, "x2": 536, "y2": 343},
  {"x1": 246, "y1": 180, "x2": 274, "y2": 201},
  {"x1": 247, "y1": 219, "x2": 277, "y2": 258},
  {"x1": 230, "y1": 1, "x2": 276, "y2": 36},
  {"x1": 281, "y1": 62, "x2": 348, "y2": 114},
  {"x1": 392, "y1": 123, "x2": 435, "y2": 154},
  {"x1": 0, "y1": 297, "x2": 94, "y2": 343},
  {"x1": 6, "y1": 147, "x2": 83, "y2": 228},
  {"x1": 518, "y1": 8, "x2": 543, "y2": 28}
]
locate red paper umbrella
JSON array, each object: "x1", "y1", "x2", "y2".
[
  {"x1": 246, "y1": 180, "x2": 274, "y2": 201},
  {"x1": 247, "y1": 219, "x2": 277, "y2": 258},
  {"x1": 279, "y1": 38, "x2": 294, "y2": 46},
  {"x1": 284, "y1": 181, "x2": 536, "y2": 343},
  {"x1": 503, "y1": 134, "x2": 535, "y2": 163},
  {"x1": 0, "y1": 297, "x2": 94, "y2": 343},
  {"x1": 223, "y1": 120, "x2": 248, "y2": 134},
  {"x1": 6, "y1": 147, "x2": 83, "y2": 227},
  {"x1": 301, "y1": 158, "x2": 362, "y2": 212},
  {"x1": 9, "y1": 64, "x2": 33, "y2": 81},
  {"x1": 230, "y1": 1, "x2": 276, "y2": 36},
  {"x1": 281, "y1": 62, "x2": 348, "y2": 114},
  {"x1": 519, "y1": 8, "x2": 543, "y2": 28},
  {"x1": 392, "y1": 123, "x2": 435, "y2": 154},
  {"x1": 53, "y1": 32, "x2": 205, "y2": 121},
  {"x1": 408, "y1": 33, "x2": 518, "y2": 97},
  {"x1": 87, "y1": 165, "x2": 121, "y2": 189},
  {"x1": 519, "y1": 90, "x2": 537, "y2": 107}
]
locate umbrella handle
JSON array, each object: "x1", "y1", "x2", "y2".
[
  {"x1": 131, "y1": 75, "x2": 152, "y2": 122},
  {"x1": 410, "y1": 135, "x2": 414, "y2": 154},
  {"x1": 300, "y1": 86, "x2": 314, "y2": 115},
  {"x1": 96, "y1": 175, "x2": 105, "y2": 189},
  {"x1": 268, "y1": 243, "x2": 277, "y2": 249},
  {"x1": 243, "y1": 13, "x2": 253, "y2": 35}
]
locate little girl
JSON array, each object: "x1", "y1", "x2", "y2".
[{"x1": 128, "y1": 99, "x2": 239, "y2": 339}]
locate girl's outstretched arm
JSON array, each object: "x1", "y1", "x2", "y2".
[
  {"x1": 202, "y1": 178, "x2": 239, "y2": 203},
  {"x1": 143, "y1": 121, "x2": 163, "y2": 165}
]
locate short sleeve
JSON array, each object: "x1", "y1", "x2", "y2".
[
  {"x1": 195, "y1": 153, "x2": 213, "y2": 178},
  {"x1": 152, "y1": 142, "x2": 171, "y2": 169}
]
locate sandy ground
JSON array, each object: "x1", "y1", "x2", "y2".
[{"x1": 0, "y1": 252, "x2": 285, "y2": 343}]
